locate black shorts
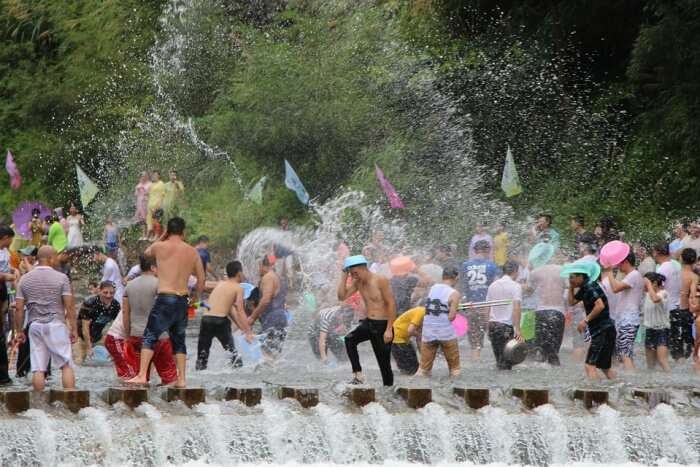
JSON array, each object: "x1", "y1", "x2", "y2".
[
  {"x1": 645, "y1": 327, "x2": 670, "y2": 350},
  {"x1": 586, "y1": 325, "x2": 616, "y2": 370},
  {"x1": 391, "y1": 342, "x2": 419, "y2": 374}
]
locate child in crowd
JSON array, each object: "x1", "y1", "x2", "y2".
[
  {"x1": 643, "y1": 272, "x2": 671, "y2": 371},
  {"x1": 149, "y1": 209, "x2": 164, "y2": 241},
  {"x1": 103, "y1": 215, "x2": 120, "y2": 257}
]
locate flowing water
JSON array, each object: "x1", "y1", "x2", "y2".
[{"x1": 2, "y1": 330, "x2": 700, "y2": 466}]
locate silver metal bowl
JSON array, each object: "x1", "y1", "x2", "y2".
[{"x1": 503, "y1": 338, "x2": 528, "y2": 365}]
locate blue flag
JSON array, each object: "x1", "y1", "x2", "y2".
[{"x1": 284, "y1": 160, "x2": 309, "y2": 205}]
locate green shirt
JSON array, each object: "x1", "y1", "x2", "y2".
[{"x1": 48, "y1": 221, "x2": 67, "y2": 253}]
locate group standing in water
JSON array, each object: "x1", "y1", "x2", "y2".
[
  {"x1": 314, "y1": 214, "x2": 700, "y2": 385},
  {"x1": 1, "y1": 194, "x2": 700, "y2": 391}
]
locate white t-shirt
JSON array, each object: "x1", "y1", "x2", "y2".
[
  {"x1": 486, "y1": 275, "x2": 522, "y2": 325},
  {"x1": 657, "y1": 260, "x2": 680, "y2": 310},
  {"x1": 680, "y1": 236, "x2": 700, "y2": 257},
  {"x1": 600, "y1": 277, "x2": 618, "y2": 320},
  {"x1": 107, "y1": 310, "x2": 126, "y2": 339},
  {"x1": 0, "y1": 247, "x2": 10, "y2": 273},
  {"x1": 102, "y1": 257, "x2": 124, "y2": 304},
  {"x1": 614, "y1": 269, "x2": 644, "y2": 326}
]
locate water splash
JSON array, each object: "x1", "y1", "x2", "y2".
[
  {"x1": 79, "y1": 407, "x2": 115, "y2": 464},
  {"x1": 23, "y1": 409, "x2": 56, "y2": 467},
  {"x1": 534, "y1": 404, "x2": 568, "y2": 464},
  {"x1": 595, "y1": 404, "x2": 627, "y2": 464}
]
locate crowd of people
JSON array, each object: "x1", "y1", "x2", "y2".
[
  {"x1": 312, "y1": 214, "x2": 700, "y2": 384},
  {"x1": 1, "y1": 205, "x2": 700, "y2": 392}
]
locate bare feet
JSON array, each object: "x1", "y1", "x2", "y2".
[{"x1": 125, "y1": 376, "x2": 148, "y2": 386}]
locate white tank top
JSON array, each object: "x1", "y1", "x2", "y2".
[{"x1": 422, "y1": 283, "x2": 457, "y2": 342}]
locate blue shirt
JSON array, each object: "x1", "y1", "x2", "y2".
[
  {"x1": 460, "y1": 258, "x2": 500, "y2": 302},
  {"x1": 197, "y1": 247, "x2": 210, "y2": 272}
]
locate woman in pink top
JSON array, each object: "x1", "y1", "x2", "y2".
[{"x1": 134, "y1": 172, "x2": 151, "y2": 239}]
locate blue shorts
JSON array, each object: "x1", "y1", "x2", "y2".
[
  {"x1": 143, "y1": 294, "x2": 189, "y2": 354},
  {"x1": 261, "y1": 309, "x2": 288, "y2": 332}
]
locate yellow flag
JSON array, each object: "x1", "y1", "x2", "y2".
[
  {"x1": 76, "y1": 165, "x2": 99, "y2": 207},
  {"x1": 501, "y1": 145, "x2": 523, "y2": 197}
]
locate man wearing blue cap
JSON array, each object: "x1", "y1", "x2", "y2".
[
  {"x1": 338, "y1": 255, "x2": 396, "y2": 386},
  {"x1": 196, "y1": 260, "x2": 253, "y2": 370}
]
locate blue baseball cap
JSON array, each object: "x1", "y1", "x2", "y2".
[{"x1": 343, "y1": 255, "x2": 368, "y2": 272}]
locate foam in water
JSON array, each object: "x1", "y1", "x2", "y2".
[
  {"x1": 534, "y1": 404, "x2": 569, "y2": 464},
  {"x1": 24, "y1": 409, "x2": 56, "y2": 466}
]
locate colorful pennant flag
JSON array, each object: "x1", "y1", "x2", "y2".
[
  {"x1": 284, "y1": 160, "x2": 309, "y2": 205},
  {"x1": 5, "y1": 149, "x2": 21, "y2": 190},
  {"x1": 501, "y1": 145, "x2": 523, "y2": 197},
  {"x1": 375, "y1": 163, "x2": 404, "y2": 209},
  {"x1": 76, "y1": 165, "x2": 99, "y2": 207},
  {"x1": 247, "y1": 176, "x2": 267, "y2": 205}
]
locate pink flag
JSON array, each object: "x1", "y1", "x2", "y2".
[
  {"x1": 375, "y1": 163, "x2": 404, "y2": 209},
  {"x1": 5, "y1": 149, "x2": 21, "y2": 190}
]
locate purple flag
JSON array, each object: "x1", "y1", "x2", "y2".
[
  {"x1": 5, "y1": 149, "x2": 21, "y2": 190},
  {"x1": 375, "y1": 164, "x2": 404, "y2": 209}
]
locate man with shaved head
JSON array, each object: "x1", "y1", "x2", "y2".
[{"x1": 14, "y1": 246, "x2": 77, "y2": 391}]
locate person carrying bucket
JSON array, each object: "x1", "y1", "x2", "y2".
[
  {"x1": 485, "y1": 261, "x2": 523, "y2": 370},
  {"x1": 526, "y1": 243, "x2": 567, "y2": 366}
]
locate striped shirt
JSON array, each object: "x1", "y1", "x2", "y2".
[{"x1": 16, "y1": 266, "x2": 72, "y2": 324}]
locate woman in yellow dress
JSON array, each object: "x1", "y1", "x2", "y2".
[
  {"x1": 162, "y1": 169, "x2": 185, "y2": 223},
  {"x1": 493, "y1": 222, "x2": 510, "y2": 267},
  {"x1": 147, "y1": 171, "x2": 165, "y2": 237}
]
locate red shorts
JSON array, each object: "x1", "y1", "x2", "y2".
[{"x1": 104, "y1": 335, "x2": 177, "y2": 384}]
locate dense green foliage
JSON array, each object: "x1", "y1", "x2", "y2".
[{"x1": 0, "y1": 0, "x2": 698, "y2": 246}]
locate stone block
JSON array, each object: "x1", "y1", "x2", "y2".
[
  {"x1": 572, "y1": 389, "x2": 608, "y2": 409},
  {"x1": 512, "y1": 388, "x2": 548, "y2": 409},
  {"x1": 0, "y1": 391, "x2": 30, "y2": 413},
  {"x1": 398, "y1": 387, "x2": 432, "y2": 409},
  {"x1": 453, "y1": 387, "x2": 490, "y2": 409},
  {"x1": 164, "y1": 387, "x2": 206, "y2": 408},
  {"x1": 347, "y1": 387, "x2": 375, "y2": 407},
  {"x1": 107, "y1": 387, "x2": 148, "y2": 409},
  {"x1": 224, "y1": 387, "x2": 262, "y2": 407},
  {"x1": 278, "y1": 387, "x2": 319, "y2": 408},
  {"x1": 49, "y1": 389, "x2": 90, "y2": 413},
  {"x1": 633, "y1": 389, "x2": 669, "y2": 408}
]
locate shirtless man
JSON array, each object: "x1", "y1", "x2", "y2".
[
  {"x1": 196, "y1": 260, "x2": 253, "y2": 370},
  {"x1": 127, "y1": 217, "x2": 204, "y2": 388},
  {"x1": 337, "y1": 255, "x2": 396, "y2": 386},
  {"x1": 677, "y1": 248, "x2": 699, "y2": 362},
  {"x1": 249, "y1": 256, "x2": 288, "y2": 358}
]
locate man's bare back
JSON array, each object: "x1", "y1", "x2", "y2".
[
  {"x1": 146, "y1": 236, "x2": 204, "y2": 296},
  {"x1": 206, "y1": 281, "x2": 242, "y2": 318},
  {"x1": 680, "y1": 267, "x2": 698, "y2": 310}
]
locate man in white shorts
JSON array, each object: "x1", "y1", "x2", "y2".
[{"x1": 14, "y1": 246, "x2": 77, "y2": 391}]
